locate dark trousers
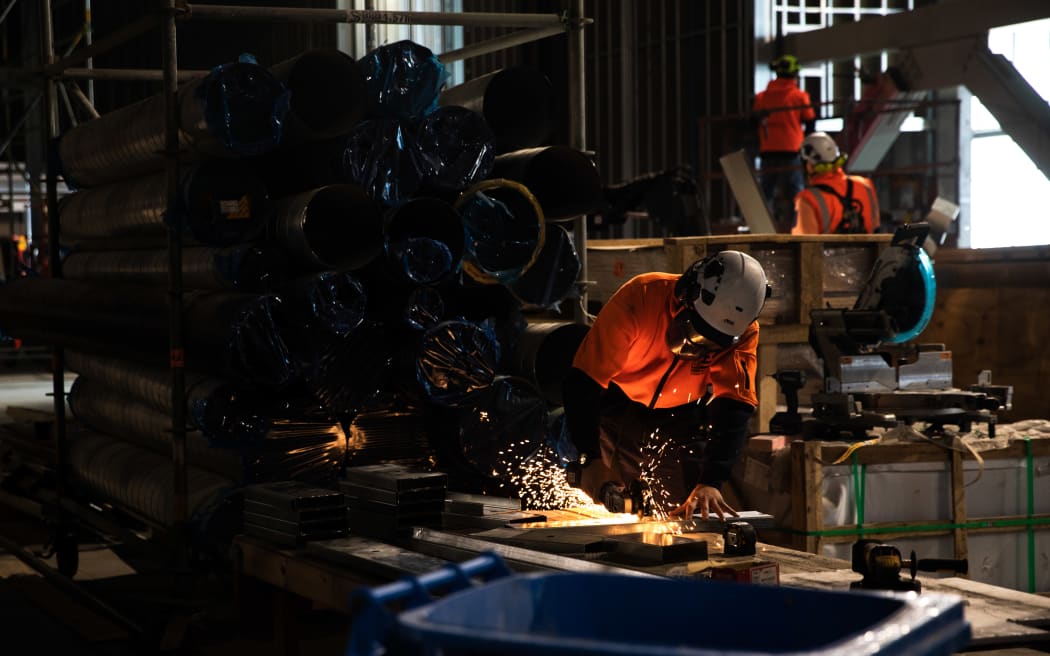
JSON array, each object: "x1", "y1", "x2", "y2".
[{"x1": 759, "y1": 153, "x2": 805, "y2": 230}]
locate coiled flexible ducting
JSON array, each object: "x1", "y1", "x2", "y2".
[
  {"x1": 58, "y1": 160, "x2": 271, "y2": 249},
  {"x1": 62, "y1": 243, "x2": 287, "y2": 292},
  {"x1": 57, "y1": 60, "x2": 288, "y2": 189}
]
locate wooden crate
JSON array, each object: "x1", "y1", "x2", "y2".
[
  {"x1": 584, "y1": 238, "x2": 672, "y2": 306},
  {"x1": 921, "y1": 245, "x2": 1050, "y2": 421},
  {"x1": 780, "y1": 436, "x2": 1050, "y2": 592}
]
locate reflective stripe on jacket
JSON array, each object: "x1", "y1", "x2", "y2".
[
  {"x1": 793, "y1": 169, "x2": 880, "y2": 234},
  {"x1": 572, "y1": 272, "x2": 759, "y2": 409}
]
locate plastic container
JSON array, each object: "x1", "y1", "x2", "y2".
[{"x1": 348, "y1": 554, "x2": 971, "y2": 656}]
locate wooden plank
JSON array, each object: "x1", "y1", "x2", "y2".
[
  {"x1": 952, "y1": 441, "x2": 970, "y2": 562},
  {"x1": 818, "y1": 439, "x2": 1050, "y2": 466},
  {"x1": 798, "y1": 242, "x2": 824, "y2": 326}
]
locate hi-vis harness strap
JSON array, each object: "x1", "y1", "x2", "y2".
[{"x1": 807, "y1": 177, "x2": 876, "y2": 233}]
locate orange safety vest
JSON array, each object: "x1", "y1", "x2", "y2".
[
  {"x1": 573, "y1": 272, "x2": 758, "y2": 409},
  {"x1": 753, "y1": 78, "x2": 816, "y2": 153},
  {"x1": 794, "y1": 169, "x2": 880, "y2": 235}
]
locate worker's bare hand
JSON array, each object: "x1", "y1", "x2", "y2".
[{"x1": 670, "y1": 484, "x2": 738, "y2": 521}]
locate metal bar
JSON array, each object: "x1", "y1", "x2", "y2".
[
  {"x1": 438, "y1": 24, "x2": 567, "y2": 64},
  {"x1": 161, "y1": 0, "x2": 188, "y2": 530},
  {"x1": 0, "y1": 533, "x2": 144, "y2": 635},
  {"x1": 567, "y1": 0, "x2": 587, "y2": 323},
  {"x1": 56, "y1": 81, "x2": 78, "y2": 127},
  {"x1": 64, "y1": 80, "x2": 99, "y2": 119},
  {"x1": 0, "y1": 94, "x2": 41, "y2": 160},
  {"x1": 183, "y1": 4, "x2": 567, "y2": 28},
  {"x1": 47, "y1": 11, "x2": 161, "y2": 73},
  {"x1": 406, "y1": 528, "x2": 657, "y2": 576},
  {"x1": 85, "y1": 0, "x2": 94, "y2": 104},
  {"x1": 62, "y1": 66, "x2": 207, "y2": 81},
  {"x1": 0, "y1": 0, "x2": 17, "y2": 28}
]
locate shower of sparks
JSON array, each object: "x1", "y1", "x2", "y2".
[
  {"x1": 498, "y1": 441, "x2": 595, "y2": 510},
  {"x1": 639, "y1": 428, "x2": 676, "y2": 523}
]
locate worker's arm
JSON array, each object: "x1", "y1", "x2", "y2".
[
  {"x1": 792, "y1": 191, "x2": 823, "y2": 234},
  {"x1": 670, "y1": 397, "x2": 755, "y2": 520},
  {"x1": 561, "y1": 366, "x2": 604, "y2": 461}
]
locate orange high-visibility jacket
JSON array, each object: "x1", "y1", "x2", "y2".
[
  {"x1": 573, "y1": 273, "x2": 759, "y2": 409},
  {"x1": 793, "y1": 169, "x2": 880, "y2": 235},
  {"x1": 753, "y1": 78, "x2": 816, "y2": 154}
]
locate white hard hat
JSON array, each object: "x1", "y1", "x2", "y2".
[
  {"x1": 800, "y1": 131, "x2": 841, "y2": 166},
  {"x1": 673, "y1": 251, "x2": 770, "y2": 347}
]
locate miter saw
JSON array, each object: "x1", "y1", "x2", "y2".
[{"x1": 803, "y1": 223, "x2": 1012, "y2": 440}]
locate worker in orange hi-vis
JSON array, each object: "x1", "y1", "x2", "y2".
[
  {"x1": 561, "y1": 252, "x2": 771, "y2": 520},
  {"x1": 752, "y1": 54, "x2": 816, "y2": 227},
  {"x1": 793, "y1": 131, "x2": 881, "y2": 235}
]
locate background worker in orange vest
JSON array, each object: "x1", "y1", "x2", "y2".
[
  {"x1": 793, "y1": 131, "x2": 881, "y2": 235},
  {"x1": 563, "y1": 252, "x2": 770, "y2": 520},
  {"x1": 752, "y1": 54, "x2": 816, "y2": 230}
]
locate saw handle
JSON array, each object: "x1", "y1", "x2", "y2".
[{"x1": 916, "y1": 558, "x2": 969, "y2": 575}]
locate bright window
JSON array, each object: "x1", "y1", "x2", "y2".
[{"x1": 969, "y1": 19, "x2": 1050, "y2": 248}]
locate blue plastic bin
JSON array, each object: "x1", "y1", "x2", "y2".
[{"x1": 348, "y1": 554, "x2": 971, "y2": 656}]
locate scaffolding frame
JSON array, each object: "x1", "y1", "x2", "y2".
[{"x1": 0, "y1": 0, "x2": 592, "y2": 617}]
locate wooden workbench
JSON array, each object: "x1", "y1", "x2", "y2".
[{"x1": 233, "y1": 517, "x2": 1050, "y2": 652}]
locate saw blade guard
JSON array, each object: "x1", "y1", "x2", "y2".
[{"x1": 853, "y1": 223, "x2": 936, "y2": 345}]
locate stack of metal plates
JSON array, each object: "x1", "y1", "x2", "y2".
[
  {"x1": 341, "y1": 464, "x2": 447, "y2": 539},
  {"x1": 242, "y1": 480, "x2": 349, "y2": 547}
]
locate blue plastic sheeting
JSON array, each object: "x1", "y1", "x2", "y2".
[
  {"x1": 415, "y1": 319, "x2": 500, "y2": 407},
  {"x1": 388, "y1": 237, "x2": 454, "y2": 285},
  {"x1": 415, "y1": 105, "x2": 496, "y2": 192},
  {"x1": 403, "y1": 286, "x2": 445, "y2": 331},
  {"x1": 457, "y1": 375, "x2": 548, "y2": 478},
  {"x1": 198, "y1": 60, "x2": 290, "y2": 155},
  {"x1": 359, "y1": 40, "x2": 449, "y2": 121},
  {"x1": 458, "y1": 185, "x2": 544, "y2": 284},
  {"x1": 344, "y1": 119, "x2": 423, "y2": 206},
  {"x1": 509, "y1": 223, "x2": 581, "y2": 310},
  {"x1": 278, "y1": 272, "x2": 368, "y2": 340},
  {"x1": 311, "y1": 320, "x2": 397, "y2": 415},
  {"x1": 350, "y1": 553, "x2": 971, "y2": 656}
]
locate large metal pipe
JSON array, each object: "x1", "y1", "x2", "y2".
[
  {"x1": 490, "y1": 146, "x2": 603, "y2": 221},
  {"x1": 269, "y1": 184, "x2": 384, "y2": 271},
  {"x1": 508, "y1": 223, "x2": 581, "y2": 311},
  {"x1": 454, "y1": 179, "x2": 545, "y2": 284},
  {"x1": 62, "y1": 243, "x2": 288, "y2": 292},
  {"x1": 57, "y1": 60, "x2": 289, "y2": 189},
  {"x1": 270, "y1": 48, "x2": 368, "y2": 146},
  {"x1": 509, "y1": 321, "x2": 590, "y2": 406},
  {"x1": 439, "y1": 67, "x2": 554, "y2": 153},
  {"x1": 57, "y1": 160, "x2": 270, "y2": 248}
]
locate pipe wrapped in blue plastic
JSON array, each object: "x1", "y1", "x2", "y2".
[
  {"x1": 58, "y1": 160, "x2": 270, "y2": 248},
  {"x1": 414, "y1": 105, "x2": 495, "y2": 193},
  {"x1": 62, "y1": 243, "x2": 287, "y2": 292},
  {"x1": 276, "y1": 271, "x2": 367, "y2": 340},
  {"x1": 58, "y1": 59, "x2": 289, "y2": 189},
  {"x1": 383, "y1": 197, "x2": 464, "y2": 285},
  {"x1": 403, "y1": 286, "x2": 445, "y2": 332},
  {"x1": 310, "y1": 319, "x2": 397, "y2": 415},
  {"x1": 270, "y1": 48, "x2": 368, "y2": 146},
  {"x1": 457, "y1": 375, "x2": 548, "y2": 479},
  {"x1": 416, "y1": 319, "x2": 500, "y2": 407},
  {"x1": 344, "y1": 119, "x2": 423, "y2": 207},
  {"x1": 359, "y1": 40, "x2": 449, "y2": 121},
  {"x1": 490, "y1": 146, "x2": 604, "y2": 221},
  {"x1": 439, "y1": 66, "x2": 554, "y2": 153},
  {"x1": 454, "y1": 179, "x2": 545, "y2": 284},
  {"x1": 509, "y1": 223, "x2": 581, "y2": 310}
]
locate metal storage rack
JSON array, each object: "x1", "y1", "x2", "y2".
[{"x1": 1, "y1": 0, "x2": 593, "y2": 625}]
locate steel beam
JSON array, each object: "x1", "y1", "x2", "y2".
[
  {"x1": 846, "y1": 90, "x2": 928, "y2": 173},
  {"x1": 183, "y1": 4, "x2": 567, "y2": 28},
  {"x1": 438, "y1": 25, "x2": 566, "y2": 64},
  {"x1": 759, "y1": 0, "x2": 1050, "y2": 65}
]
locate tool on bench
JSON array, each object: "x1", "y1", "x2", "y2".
[
  {"x1": 723, "y1": 521, "x2": 757, "y2": 556},
  {"x1": 769, "y1": 370, "x2": 806, "y2": 435},
  {"x1": 850, "y1": 539, "x2": 968, "y2": 593}
]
